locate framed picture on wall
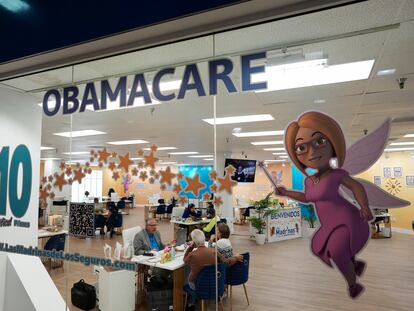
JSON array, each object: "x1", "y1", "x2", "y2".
[
  {"x1": 394, "y1": 167, "x2": 403, "y2": 178},
  {"x1": 406, "y1": 176, "x2": 414, "y2": 187},
  {"x1": 383, "y1": 167, "x2": 392, "y2": 178},
  {"x1": 374, "y1": 176, "x2": 381, "y2": 186}
]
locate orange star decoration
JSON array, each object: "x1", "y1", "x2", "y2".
[
  {"x1": 111, "y1": 152, "x2": 118, "y2": 158},
  {"x1": 178, "y1": 196, "x2": 187, "y2": 206},
  {"x1": 54, "y1": 173, "x2": 67, "y2": 191},
  {"x1": 209, "y1": 171, "x2": 218, "y2": 180},
  {"x1": 173, "y1": 183, "x2": 182, "y2": 194},
  {"x1": 89, "y1": 157, "x2": 94, "y2": 163},
  {"x1": 85, "y1": 162, "x2": 90, "y2": 168},
  {"x1": 59, "y1": 162, "x2": 66, "y2": 171},
  {"x1": 73, "y1": 168, "x2": 85, "y2": 184},
  {"x1": 108, "y1": 162, "x2": 116, "y2": 171},
  {"x1": 87, "y1": 168, "x2": 92, "y2": 174},
  {"x1": 118, "y1": 153, "x2": 133, "y2": 172},
  {"x1": 98, "y1": 148, "x2": 111, "y2": 163},
  {"x1": 184, "y1": 174, "x2": 206, "y2": 197},
  {"x1": 137, "y1": 149, "x2": 144, "y2": 156},
  {"x1": 48, "y1": 175, "x2": 54, "y2": 183},
  {"x1": 49, "y1": 192, "x2": 55, "y2": 200},
  {"x1": 76, "y1": 163, "x2": 81, "y2": 169},
  {"x1": 225, "y1": 165, "x2": 236, "y2": 176},
  {"x1": 67, "y1": 178, "x2": 73, "y2": 185},
  {"x1": 144, "y1": 152, "x2": 159, "y2": 169},
  {"x1": 131, "y1": 167, "x2": 139, "y2": 176},
  {"x1": 39, "y1": 188, "x2": 49, "y2": 201},
  {"x1": 41, "y1": 176, "x2": 47, "y2": 184},
  {"x1": 217, "y1": 174, "x2": 237, "y2": 195},
  {"x1": 65, "y1": 167, "x2": 72, "y2": 176},
  {"x1": 149, "y1": 177, "x2": 155, "y2": 184},
  {"x1": 159, "y1": 166, "x2": 176, "y2": 186},
  {"x1": 210, "y1": 183, "x2": 218, "y2": 193},
  {"x1": 138, "y1": 161, "x2": 144, "y2": 169},
  {"x1": 98, "y1": 162, "x2": 104, "y2": 168},
  {"x1": 150, "y1": 169, "x2": 156, "y2": 176},
  {"x1": 177, "y1": 172, "x2": 184, "y2": 180},
  {"x1": 160, "y1": 184, "x2": 166, "y2": 191},
  {"x1": 46, "y1": 184, "x2": 52, "y2": 191},
  {"x1": 154, "y1": 172, "x2": 160, "y2": 180},
  {"x1": 90, "y1": 149, "x2": 95, "y2": 156},
  {"x1": 150, "y1": 144, "x2": 158, "y2": 152},
  {"x1": 112, "y1": 171, "x2": 120, "y2": 181},
  {"x1": 213, "y1": 196, "x2": 223, "y2": 207},
  {"x1": 139, "y1": 171, "x2": 148, "y2": 181},
  {"x1": 202, "y1": 192, "x2": 211, "y2": 201}
]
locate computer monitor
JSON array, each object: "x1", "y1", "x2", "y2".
[{"x1": 110, "y1": 192, "x2": 119, "y2": 202}]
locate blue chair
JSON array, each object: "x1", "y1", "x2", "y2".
[
  {"x1": 44, "y1": 234, "x2": 66, "y2": 270},
  {"x1": 226, "y1": 252, "x2": 250, "y2": 310},
  {"x1": 107, "y1": 213, "x2": 123, "y2": 238},
  {"x1": 117, "y1": 200, "x2": 126, "y2": 209},
  {"x1": 166, "y1": 204, "x2": 174, "y2": 219},
  {"x1": 156, "y1": 199, "x2": 166, "y2": 220},
  {"x1": 183, "y1": 263, "x2": 226, "y2": 311}
]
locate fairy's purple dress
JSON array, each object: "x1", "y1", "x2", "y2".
[{"x1": 305, "y1": 169, "x2": 370, "y2": 267}]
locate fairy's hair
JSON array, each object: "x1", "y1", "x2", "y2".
[{"x1": 285, "y1": 111, "x2": 346, "y2": 176}]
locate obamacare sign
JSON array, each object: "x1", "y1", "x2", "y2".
[{"x1": 42, "y1": 52, "x2": 268, "y2": 116}]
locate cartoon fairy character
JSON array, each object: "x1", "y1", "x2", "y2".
[
  {"x1": 121, "y1": 173, "x2": 133, "y2": 194},
  {"x1": 259, "y1": 111, "x2": 409, "y2": 299}
]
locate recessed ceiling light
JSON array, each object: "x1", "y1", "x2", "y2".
[
  {"x1": 202, "y1": 114, "x2": 274, "y2": 125},
  {"x1": 404, "y1": 134, "x2": 414, "y2": 138},
  {"x1": 40, "y1": 158, "x2": 61, "y2": 161},
  {"x1": 188, "y1": 155, "x2": 213, "y2": 158},
  {"x1": 107, "y1": 139, "x2": 148, "y2": 145},
  {"x1": 233, "y1": 130, "x2": 284, "y2": 137},
  {"x1": 41, "y1": 146, "x2": 55, "y2": 151},
  {"x1": 53, "y1": 130, "x2": 106, "y2": 138},
  {"x1": 272, "y1": 152, "x2": 287, "y2": 155},
  {"x1": 62, "y1": 152, "x2": 90, "y2": 155},
  {"x1": 264, "y1": 159, "x2": 285, "y2": 163},
  {"x1": 390, "y1": 142, "x2": 414, "y2": 146},
  {"x1": 314, "y1": 99, "x2": 326, "y2": 104},
  {"x1": 169, "y1": 152, "x2": 199, "y2": 155},
  {"x1": 385, "y1": 147, "x2": 414, "y2": 152},
  {"x1": 203, "y1": 158, "x2": 214, "y2": 161},
  {"x1": 377, "y1": 68, "x2": 396, "y2": 76},
  {"x1": 254, "y1": 59, "x2": 375, "y2": 92},
  {"x1": 264, "y1": 147, "x2": 286, "y2": 151},
  {"x1": 143, "y1": 147, "x2": 177, "y2": 151},
  {"x1": 251, "y1": 141, "x2": 283, "y2": 145}
]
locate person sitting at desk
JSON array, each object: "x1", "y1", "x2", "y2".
[
  {"x1": 106, "y1": 201, "x2": 120, "y2": 238},
  {"x1": 202, "y1": 207, "x2": 220, "y2": 238},
  {"x1": 133, "y1": 219, "x2": 165, "y2": 255},
  {"x1": 182, "y1": 203, "x2": 197, "y2": 220},
  {"x1": 213, "y1": 223, "x2": 233, "y2": 258},
  {"x1": 94, "y1": 198, "x2": 106, "y2": 235},
  {"x1": 184, "y1": 229, "x2": 243, "y2": 310}
]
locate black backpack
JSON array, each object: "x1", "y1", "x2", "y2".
[{"x1": 71, "y1": 279, "x2": 96, "y2": 310}]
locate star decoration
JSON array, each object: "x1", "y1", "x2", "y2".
[
  {"x1": 46, "y1": 184, "x2": 52, "y2": 191},
  {"x1": 132, "y1": 167, "x2": 139, "y2": 176},
  {"x1": 76, "y1": 163, "x2": 81, "y2": 168},
  {"x1": 98, "y1": 162, "x2": 104, "y2": 168},
  {"x1": 48, "y1": 175, "x2": 54, "y2": 183},
  {"x1": 217, "y1": 174, "x2": 238, "y2": 195},
  {"x1": 54, "y1": 173, "x2": 67, "y2": 191},
  {"x1": 184, "y1": 174, "x2": 206, "y2": 197},
  {"x1": 209, "y1": 171, "x2": 218, "y2": 180},
  {"x1": 108, "y1": 162, "x2": 116, "y2": 171},
  {"x1": 225, "y1": 165, "x2": 236, "y2": 176},
  {"x1": 89, "y1": 157, "x2": 94, "y2": 163},
  {"x1": 210, "y1": 184, "x2": 218, "y2": 193},
  {"x1": 41, "y1": 176, "x2": 47, "y2": 184},
  {"x1": 118, "y1": 153, "x2": 133, "y2": 172},
  {"x1": 150, "y1": 169, "x2": 156, "y2": 176},
  {"x1": 67, "y1": 178, "x2": 73, "y2": 185},
  {"x1": 160, "y1": 184, "x2": 166, "y2": 191},
  {"x1": 213, "y1": 196, "x2": 223, "y2": 207},
  {"x1": 65, "y1": 167, "x2": 72, "y2": 176},
  {"x1": 178, "y1": 196, "x2": 187, "y2": 206},
  {"x1": 138, "y1": 161, "x2": 144, "y2": 169},
  {"x1": 85, "y1": 162, "x2": 90, "y2": 168},
  {"x1": 93, "y1": 153, "x2": 98, "y2": 159},
  {"x1": 87, "y1": 168, "x2": 92, "y2": 174},
  {"x1": 159, "y1": 166, "x2": 176, "y2": 186},
  {"x1": 177, "y1": 172, "x2": 184, "y2": 180},
  {"x1": 98, "y1": 148, "x2": 111, "y2": 163},
  {"x1": 39, "y1": 188, "x2": 49, "y2": 201},
  {"x1": 144, "y1": 152, "x2": 159, "y2": 169},
  {"x1": 59, "y1": 162, "x2": 66, "y2": 171},
  {"x1": 150, "y1": 144, "x2": 158, "y2": 152},
  {"x1": 149, "y1": 177, "x2": 155, "y2": 184},
  {"x1": 90, "y1": 150, "x2": 95, "y2": 156},
  {"x1": 139, "y1": 171, "x2": 148, "y2": 181},
  {"x1": 202, "y1": 192, "x2": 211, "y2": 201},
  {"x1": 49, "y1": 192, "x2": 55, "y2": 200},
  {"x1": 173, "y1": 183, "x2": 182, "y2": 194},
  {"x1": 73, "y1": 168, "x2": 85, "y2": 184},
  {"x1": 154, "y1": 172, "x2": 159, "y2": 180},
  {"x1": 137, "y1": 149, "x2": 144, "y2": 156},
  {"x1": 111, "y1": 152, "x2": 118, "y2": 158},
  {"x1": 112, "y1": 171, "x2": 120, "y2": 181}
]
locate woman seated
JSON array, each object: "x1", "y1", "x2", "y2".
[
  {"x1": 182, "y1": 203, "x2": 197, "y2": 220},
  {"x1": 106, "y1": 202, "x2": 120, "y2": 238},
  {"x1": 202, "y1": 207, "x2": 220, "y2": 238},
  {"x1": 213, "y1": 223, "x2": 233, "y2": 258}
]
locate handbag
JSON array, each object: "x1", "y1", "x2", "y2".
[{"x1": 71, "y1": 279, "x2": 96, "y2": 310}]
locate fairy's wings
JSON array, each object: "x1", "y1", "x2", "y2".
[
  {"x1": 341, "y1": 118, "x2": 410, "y2": 209},
  {"x1": 340, "y1": 178, "x2": 410, "y2": 209},
  {"x1": 342, "y1": 119, "x2": 390, "y2": 175}
]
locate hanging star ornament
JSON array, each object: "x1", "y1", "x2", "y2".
[
  {"x1": 202, "y1": 192, "x2": 211, "y2": 201},
  {"x1": 225, "y1": 165, "x2": 236, "y2": 176},
  {"x1": 54, "y1": 173, "x2": 68, "y2": 191},
  {"x1": 150, "y1": 144, "x2": 158, "y2": 152},
  {"x1": 90, "y1": 157, "x2": 94, "y2": 163},
  {"x1": 173, "y1": 183, "x2": 182, "y2": 194},
  {"x1": 98, "y1": 148, "x2": 111, "y2": 163},
  {"x1": 90, "y1": 150, "x2": 95, "y2": 156},
  {"x1": 150, "y1": 169, "x2": 156, "y2": 176},
  {"x1": 177, "y1": 172, "x2": 184, "y2": 180},
  {"x1": 49, "y1": 192, "x2": 56, "y2": 200},
  {"x1": 138, "y1": 161, "x2": 144, "y2": 169},
  {"x1": 144, "y1": 152, "x2": 159, "y2": 169},
  {"x1": 39, "y1": 188, "x2": 49, "y2": 201},
  {"x1": 217, "y1": 174, "x2": 238, "y2": 195},
  {"x1": 108, "y1": 162, "x2": 116, "y2": 171},
  {"x1": 159, "y1": 166, "x2": 176, "y2": 185},
  {"x1": 213, "y1": 196, "x2": 223, "y2": 207},
  {"x1": 65, "y1": 167, "x2": 72, "y2": 176},
  {"x1": 73, "y1": 168, "x2": 85, "y2": 184},
  {"x1": 118, "y1": 153, "x2": 133, "y2": 172},
  {"x1": 59, "y1": 162, "x2": 66, "y2": 171},
  {"x1": 132, "y1": 167, "x2": 139, "y2": 176},
  {"x1": 184, "y1": 174, "x2": 206, "y2": 197},
  {"x1": 139, "y1": 171, "x2": 148, "y2": 181},
  {"x1": 209, "y1": 170, "x2": 218, "y2": 180},
  {"x1": 137, "y1": 149, "x2": 144, "y2": 156},
  {"x1": 48, "y1": 175, "x2": 54, "y2": 183},
  {"x1": 210, "y1": 183, "x2": 218, "y2": 193},
  {"x1": 111, "y1": 152, "x2": 118, "y2": 158},
  {"x1": 160, "y1": 184, "x2": 166, "y2": 191},
  {"x1": 41, "y1": 176, "x2": 47, "y2": 184},
  {"x1": 67, "y1": 178, "x2": 73, "y2": 185},
  {"x1": 112, "y1": 171, "x2": 120, "y2": 181},
  {"x1": 149, "y1": 177, "x2": 155, "y2": 184}
]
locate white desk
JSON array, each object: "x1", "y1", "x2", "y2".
[
  {"x1": 38, "y1": 229, "x2": 68, "y2": 239},
  {"x1": 170, "y1": 219, "x2": 210, "y2": 226}
]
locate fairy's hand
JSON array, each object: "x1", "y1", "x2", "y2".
[
  {"x1": 274, "y1": 186, "x2": 287, "y2": 197},
  {"x1": 360, "y1": 207, "x2": 374, "y2": 222}
]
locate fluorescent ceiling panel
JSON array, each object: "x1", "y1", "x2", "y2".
[
  {"x1": 169, "y1": 152, "x2": 199, "y2": 155},
  {"x1": 390, "y1": 142, "x2": 414, "y2": 146},
  {"x1": 53, "y1": 130, "x2": 106, "y2": 138},
  {"x1": 251, "y1": 141, "x2": 283, "y2": 146},
  {"x1": 62, "y1": 152, "x2": 90, "y2": 155},
  {"x1": 203, "y1": 114, "x2": 274, "y2": 125},
  {"x1": 384, "y1": 147, "x2": 414, "y2": 152},
  {"x1": 403, "y1": 134, "x2": 414, "y2": 138},
  {"x1": 264, "y1": 147, "x2": 286, "y2": 151},
  {"x1": 144, "y1": 147, "x2": 177, "y2": 151},
  {"x1": 233, "y1": 130, "x2": 284, "y2": 137},
  {"x1": 188, "y1": 155, "x2": 213, "y2": 158},
  {"x1": 41, "y1": 146, "x2": 55, "y2": 150},
  {"x1": 107, "y1": 139, "x2": 148, "y2": 145}
]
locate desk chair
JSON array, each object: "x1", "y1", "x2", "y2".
[
  {"x1": 183, "y1": 263, "x2": 226, "y2": 311},
  {"x1": 107, "y1": 213, "x2": 123, "y2": 238},
  {"x1": 166, "y1": 204, "x2": 175, "y2": 219},
  {"x1": 44, "y1": 234, "x2": 66, "y2": 271},
  {"x1": 156, "y1": 199, "x2": 167, "y2": 220},
  {"x1": 117, "y1": 200, "x2": 126, "y2": 210},
  {"x1": 226, "y1": 252, "x2": 250, "y2": 311}
]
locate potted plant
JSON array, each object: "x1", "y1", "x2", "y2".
[
  {"x1": 249, "y1": 192, "x2": 279, "y2": 245},
  {"x1": 302, "y1": 204, "x2": 318, "y2": 238}
]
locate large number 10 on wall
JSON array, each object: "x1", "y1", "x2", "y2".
[{"x1": 0, "y1": 145, "x2": 32, "y2": 218}]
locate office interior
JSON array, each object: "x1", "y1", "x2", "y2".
[{"x1": 1, "y1": 1, "x2": 414, "y2": 310}]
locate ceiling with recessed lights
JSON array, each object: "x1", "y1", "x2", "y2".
[{"x1": 2, "y1": 0, "x2": 414, "y2": 165}]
